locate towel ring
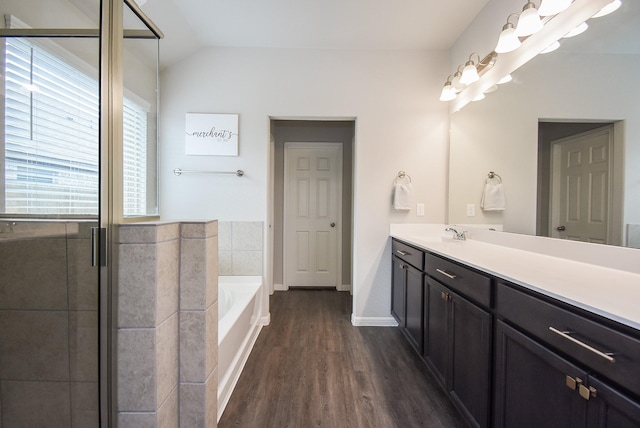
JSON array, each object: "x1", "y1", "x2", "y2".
[
  {"x1": 395, "y1": 171, "x2": 412, "y2": 184},
  {"x1": 487, "y1": 171, "x2": 502, "y2": 183}
]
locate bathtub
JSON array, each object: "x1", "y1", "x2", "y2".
[{"x1": 218, "y1": 276, "x2": 263, "y2": 421}]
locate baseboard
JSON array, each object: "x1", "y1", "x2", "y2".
[
  {"x1": 337, "y1": 283, "x2": 352, "y2": 292},
  {"x1": 261, "y1": 313, "x2": 271, "y2": 326},
  {"x1": 276, "y1": 283, "x2": 352, "y2": 292},
  {"x1": 351, "y1": 315, "x2": 399, "y2": 327}
]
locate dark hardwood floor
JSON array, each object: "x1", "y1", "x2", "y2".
[{"x1": 218, "y1": 289, "x2": 467, "y2": 428}]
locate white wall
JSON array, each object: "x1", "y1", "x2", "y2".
[{"x1": 159, "y1": 47, "x2": 449, "y2": 321}]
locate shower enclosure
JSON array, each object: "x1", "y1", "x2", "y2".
[{"x1": 0, "y1": 1, "x2": 161, "y2": 426}]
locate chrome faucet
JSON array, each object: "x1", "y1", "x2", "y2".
[{"x1": 445, "y1": 227, "x2": 467, "y2": 241}]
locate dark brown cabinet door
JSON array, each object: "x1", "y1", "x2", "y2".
[
  {"x1": 450, "y1": 290, "x2": 492, "y2": 428},
  {"x1": 424, "y1": 277, "x2": 449, "y2": 388},
  {"x1": 494, "y1": 320, "x2": 587, "y2": 428},
  {"x1": 405, "y1": 264, "x2": 423, "y2": 353},
  {"x1": 586, "y1": 377, "x2": 640, "y2": 428},
  {"x1": 391, "y1": 256, "x2": 406, "y2": 328},
  {"x1": 423, "y1": 277, "x2": 492, "y2": 427}
]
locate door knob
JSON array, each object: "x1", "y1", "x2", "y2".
[
  {"x1": 556, "y1": 226, "x2": 566, "y2": 231},
  {"x1": 330, "y1": 222, "x2": 336, "y2": 228}
]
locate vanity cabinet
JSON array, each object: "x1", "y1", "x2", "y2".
[
  {"x1": 423, "y1": 254, "x2": 492, "y2": 428},
  {"x1": 391, "y1": 240, "x2": 424, "y2": 352},
  {"x1": 495, "y1": 282, "x2": 640, "y2": 428},
  {"x1": 390, "y1": 237, "x2": 640, "y2": 428}
]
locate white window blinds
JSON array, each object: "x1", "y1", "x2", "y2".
[{"x1": 4, "y1": 37, "x2": 149, "y2": 216}]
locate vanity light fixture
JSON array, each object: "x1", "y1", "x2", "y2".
[
  {"x1": 537, "y1": 0, "x2": 572, "y2": 17},
  {"x1": 439, "y1": 76, "x2": 457, "y2": 101},
  {"x1": 540, "y1": 40, "x2": 561, "y2": 53},
  {"x1": 515, "y1": 2, "x2": 544, "y2": 37},
  {"x1": 592, "y1": 0, "x2": 621, "y2": 18},
  {"x1": 472, "y1": 92, "x2": 486, "y2": 101},
  {"x1": 451, "y1": 65, "x2": 466, "y2": 92},
  {"x1": 563, "y1": 21, "x2": 588, "y2": 38},
  {"x1": 460, "y1": 53, "x2": 481, "y2": 85},
  {"x1": 495, "y1": 14, "x2": 522, "y2": 53}
]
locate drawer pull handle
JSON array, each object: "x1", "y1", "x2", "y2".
[
  {"x1": 548, "y1": 327, "x2": 616, "y2": 363},
  {"x1": 436, "y1": 268, "x2": 457, "y2": 279},
  {"x1": 396, "y1": 250, "x2": 409, "y2": 256}
]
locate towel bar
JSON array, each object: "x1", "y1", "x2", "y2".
[
  {"x1": 487, "y1": 171, "x2": 502, "y2": 183},
  {"x1": 173, "y1": 168, "x2": 244, "y2": 177},
  {"x1": 395, "y1": 171, "x2": 412, "y2": 183}
]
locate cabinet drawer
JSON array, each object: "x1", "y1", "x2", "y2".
[
  {"x1": 425, "y1": 253, "x2": 491, "y2": 308},
  {"x1": 392, "y1": 240, "x2": 424, "y2": 270},
  {"x1": 496, "y1": 282, "x2": 640, "y2": 396}
]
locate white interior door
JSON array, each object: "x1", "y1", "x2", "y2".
[
  {"x1": 284, "y1": 143, "x2": 342, "y2": 288},
  {"x1": 550, "y1": 126, "x2": 613, "y2": 244}
]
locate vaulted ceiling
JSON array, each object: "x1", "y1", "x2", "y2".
[{"x1": 137, "y1": 0, "x2": 491, "y2": 68}]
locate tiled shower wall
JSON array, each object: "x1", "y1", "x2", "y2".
[
  {"x1": 0, "y1": 221, "x2": 99, "y2": 427},
  {"x1": 117, "y1": 220, "x2": 218, "y2": 428},
  {"x1": 218, "y1": 221, "x2": 263, "y2": 276}
]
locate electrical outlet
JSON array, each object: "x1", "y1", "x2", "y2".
[
  {"x1": 466, "y1": 203, "x2": 476, "y2": 217},
  {"x1": 417, "y1": 203, "x2": 425, "y2": 216}
]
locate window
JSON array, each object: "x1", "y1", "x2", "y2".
[{"x1": 3, "y1": 37, "x2": 150, "y2": 216}]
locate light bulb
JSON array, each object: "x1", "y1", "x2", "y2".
[
  {"x1": 439, "y1": 83, "x2": 456, "y2": 101},
  {"x1": 563, "y1": 22, "x2": 588, "y2": 38},
  {"x1": 460, "y1": 61, "x2": 479, "y2": 85},
  {"x1": 473, "y1": 92, "x2": 486, "y2": 102},
  {"x1": 538, "y1": 0, "x2": 572, "y2": 17},
  {"x1": 451, "y1": 71, "x2": 465, "y2": 92},
  {"x1": 592, "y1": 0, "x2": 621, "y2": 18},
  {"x1": 515, "y1": 2, "x2": 543, "y2": 37},
  {"x1": 497, "y1": 74, "x2": 513, "y2": 84},
  {"x1": 495, "y1": 23, "x2": 521, "y2": 53}
]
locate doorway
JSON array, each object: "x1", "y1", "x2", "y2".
[
  {"x1": 284, "y1": 142, "x2": 342, "y2": 288},
  {"x1": 537, "y1": 121, "x2": 623, "y2": 245},
  {"x1": 269, "y1": 119, "x2": 354, "y2": 292}
]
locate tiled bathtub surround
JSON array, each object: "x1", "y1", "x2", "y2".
[
  {"x1": 117, "y1": 220, "x2": 218, "y2": 428},
  {"x1": 218, "y1": 221, "x2": 263, "y2": 276},
  {"x1": 0, "y1": 221, "x2": 99, "y2": 427},
  {"x1": 179, "y1": 221, "x2": 218, "y2": 427}
]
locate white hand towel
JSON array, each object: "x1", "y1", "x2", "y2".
[
  {"x1": 393, "y1": 182, "x2": 413, "y2": 210},
  {"x1": 481, "y1": 182, "x2": 506, "y2": 211}
]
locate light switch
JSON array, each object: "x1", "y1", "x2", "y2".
[
  {"x1": 417, "y1": 203, "x2": 425, "y2": 216},
  {"x1": 466, "y1": 203, "x2": 476, "y2": 217}
]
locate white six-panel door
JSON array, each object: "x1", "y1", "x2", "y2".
[
  {"x1": 550, "y1": 126, "x2": 613, "y2": 244},
  {"x1": 284, "y1": 143, "x2": 342, "y2": 288}
]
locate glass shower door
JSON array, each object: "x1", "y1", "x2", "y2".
[{"x1": 0, "y1": 18, "x2": 102, "y2": 428}]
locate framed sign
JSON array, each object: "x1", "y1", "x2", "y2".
[{"x1": 185, "y1": 113, "x2": 239, "y2": 156}]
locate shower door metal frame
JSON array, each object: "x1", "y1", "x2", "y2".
[{"x1": 0, "y1": 1, "x2": 162, "y2": 425}]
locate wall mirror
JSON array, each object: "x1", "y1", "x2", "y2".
[{"x1": 448, "y1": 0, "x2": 640, "y2": 249}]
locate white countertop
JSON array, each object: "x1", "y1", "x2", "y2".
[{"x1": 391, "y1": 229, "x2": 640, "y2": 331}]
